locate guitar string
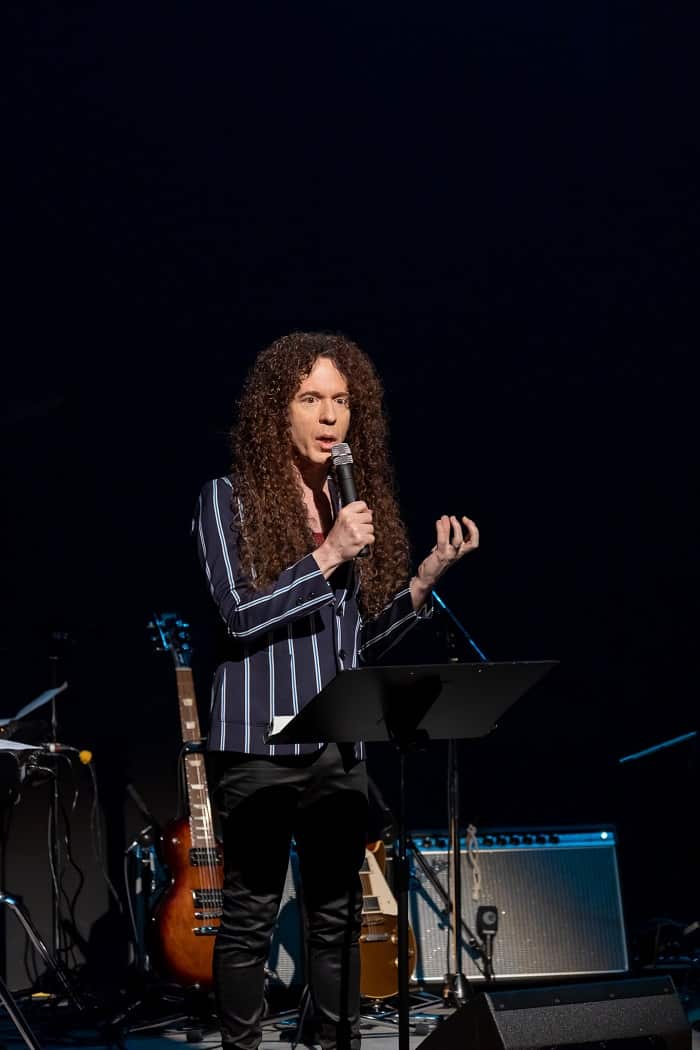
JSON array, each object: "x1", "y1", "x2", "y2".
[
  {"x1": 190, "y1": 752, "x2": 219, "y2": 915},
  {"x1": 178, "y1": 667, "x2": 220, "y2": 917},
  {"x1": 166, "y1": 622, "x2": 220, "y2": 942}
]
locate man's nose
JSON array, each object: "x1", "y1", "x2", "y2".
[{"x1": 319, "y1": 399, "x2": 337, "y2": 422}]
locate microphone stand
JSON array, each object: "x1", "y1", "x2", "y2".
[
  {"x1": 432, "y1": 590, "x2": 490, "y2": 1005},
  {"x1": 48, "y1": 639, "x2": 64, "y2": 963}
]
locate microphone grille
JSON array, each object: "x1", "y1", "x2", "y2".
[{"x1": 331, "y1": 442, "x2": 353, "y2": 467}]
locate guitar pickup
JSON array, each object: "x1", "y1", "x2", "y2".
[
  {"x1": 190, "y1": 848, "x2": 222, "y2": 867},
  {"x1": 193, "y1": 890, "x2": 224, "y2": 908}
]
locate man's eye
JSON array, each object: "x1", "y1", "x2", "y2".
[{"x1": 336, "y1": 397, "x2": 350, "y2": 406}]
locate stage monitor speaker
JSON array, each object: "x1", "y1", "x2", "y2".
[
  {"x1": 409, "y1": 828, "x2": 628, "y2": 983},
  {"x1": 417, "y1": 975, "x2": 690, "y2": 1050}
]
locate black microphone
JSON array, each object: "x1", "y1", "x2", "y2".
[
  {"x1": 331, "y1": 442, "x2": 370, "y2": 558},
  {"x1": 476, "y1": 904, "x2": 499, "y2": 982}
]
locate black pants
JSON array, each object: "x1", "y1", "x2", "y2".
[{"x1": 209, "y1": 744, "x2": 368, "y2": 1050}]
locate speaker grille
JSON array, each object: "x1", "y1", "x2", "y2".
[
  {"x1": 267, "y1": 849, "x2": 304, "y2": 987},
  {"x1": 409, "y1": 829, "x2": 628, "y2": 982}
]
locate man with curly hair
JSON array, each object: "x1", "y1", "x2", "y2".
[{"x1": 194, "y1": 331, "x2": 478, "y2": 1050}]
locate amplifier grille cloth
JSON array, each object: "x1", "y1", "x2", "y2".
[
  {"x1": 409, "y1": 843, "x2": 628, "y2": 982},
  {"x1": 267, "y1": 850, "x2": 304, "y2": 987}
]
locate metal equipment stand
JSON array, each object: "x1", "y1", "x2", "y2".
[{"x1": 267, "y1": 659, "x2": 556, "y2": 1050}]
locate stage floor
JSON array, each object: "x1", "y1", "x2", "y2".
[{"x1": 1, "y1": 990, "x2": 698, "y2": 1050}]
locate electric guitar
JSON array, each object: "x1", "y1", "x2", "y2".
[
  {"x1": 359, "y1": 841, "x2": 417, "y2": 1000},
  {"x1": 148, "y1": 613, "x2": 223, "y2": 988}
]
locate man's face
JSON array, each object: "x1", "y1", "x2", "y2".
[{"x1": 289, "y1": 356, "x2": 351, "y2": 466}]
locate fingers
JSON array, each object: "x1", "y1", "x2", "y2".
[
  {"x1": 435, "y1": 515, "x2": 451, "y2": 549},
  {"x1": 340, "y1": 501, "x2": 372, "y2": 521},
  {"x1": 435, "y1": 514, "x2": 479, "y2": 557},
  {"x1": 461, "y1": 515, "x2": 479, "y2": 550},
  {"x1": 450, "y1": 515, "x2": 464, "y2": 548},
  {"x1": 331, "y1": 501, "x2": 375, "y2": 559}
]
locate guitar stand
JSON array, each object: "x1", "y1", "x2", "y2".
[
  {"x1": 0, "y1": 890, "x2": 86, "y2": 1050},
  {"x1": 95, "y1": 979, "x2": 216, "y2": 1047},
  {"x1": 407, "y1": 836, "x2": 481, "y2": 950},
  {"x1": 0, "y1": 973, "x2": 42, "y2": 1050},
  {"x1": 360, "y1": 988, "x2": 444, "y2": 1033}
]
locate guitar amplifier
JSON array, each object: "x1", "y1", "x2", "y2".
[
  {"x1": 267, "y1": 848, "x2": 305, "y2": 988},
  {"x1": 408, "y1": 827, "x2": 628, "y2": 983}
]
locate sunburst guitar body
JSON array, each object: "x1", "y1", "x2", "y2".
[
  {"x1": 148, "y1": 614, "x2": 223, "y2": 989},
  {"x1": 359, "y1": 841, "x2": 416, "y2": 1000}
]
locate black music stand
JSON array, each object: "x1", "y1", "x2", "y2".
[{"x1": 267, "y1": 660, "x2": 556, "y2": 1050}]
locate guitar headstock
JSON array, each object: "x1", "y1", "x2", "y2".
[{"x1": 148, "y1": 612, "x2": 192, "y2": 669}]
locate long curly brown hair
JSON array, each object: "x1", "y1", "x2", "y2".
[{"x1": 230, "y1": 331, "x2": 411, "y2": 617}]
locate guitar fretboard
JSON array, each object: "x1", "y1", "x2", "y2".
[{"x1": 175, "y1": 667, "x2": 216, "y2": 852}]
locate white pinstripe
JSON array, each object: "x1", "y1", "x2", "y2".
[
  {"x1": 243, "y1": 647, "x2": 251, "y2": 753},
  {"x1": 219, "y1": 667, "x2": 227, "y2": 750},
  {"x1": 353, "y1": 612, "x2": 361, "y2": 668},
  {"x1": 358, "y1": 609, "x2": 416, "y2": 653},
  {"x1": 235, "y1": 569, "x2": 323, "y2": 612},
  {"x1": 195, "y1": 495, "x2": 213, "y2": 587},
  {"x1": 310, "y1": 629, "x2": 322, "y2": 693},
  {"x1": 288, "y1": 624, "x2": 300, "y2": 757},
  {"x1": 310, "y1": 616, "x2": 323, "y2": 750},
  {"x1": 229, "y1": 592, "x2": 330, "y2": 639},
  {"x1": 212, "y1": 480, "x2": 240, "y2": 603},
  {"x1": 268, "y1": 634, "x2": 276, "y2": 757},
  {"x1": 336, "y1": 611, "x2": 344, "y2": 669}
]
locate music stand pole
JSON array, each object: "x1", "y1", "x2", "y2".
[
  {"x1": 49, "y1": 651, "x2": 62, "y2": 960},
  {"x1": 266, "y1": 660, "x2": 556, "y2": 1050},
  {"x1": 396, "y1": 749, "x2": 410, "y2": 1038},
  {"x1": 434, "y1": 591, "x2": 490, "y2": 1003},
  {"x1": 444, "y1": 738, "x2": 470, "y2": 1004}
]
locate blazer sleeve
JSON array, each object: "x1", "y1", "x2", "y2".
[
  {"x1": 357, "y1": 586, "x2": 433, "y2": 663},
  {"x1": 194, "y1": 478, "x2": 335, "y2": 641}
]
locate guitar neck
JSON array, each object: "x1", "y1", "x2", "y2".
[
  {"x1": 175, "y1": 667, "x2": 215, "y2": 852},
  {"x1": 360, "y1": 849, "x2": 397, "y2": 917},
  {"x1": 176, "y1": 667, "x2": 202, "y2": 745}
]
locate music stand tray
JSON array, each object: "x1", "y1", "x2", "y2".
[{"x1": 267, "y1": 660, "x2": 556, "y2": 1050}]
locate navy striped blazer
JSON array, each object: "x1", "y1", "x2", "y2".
[{"x1": 193, "y1": 476, "x2": 429, "y2": 756}]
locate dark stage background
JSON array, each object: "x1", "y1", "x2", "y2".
[{"x1": 3, "y1": 3, "x2": 698, "y2": 987}]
